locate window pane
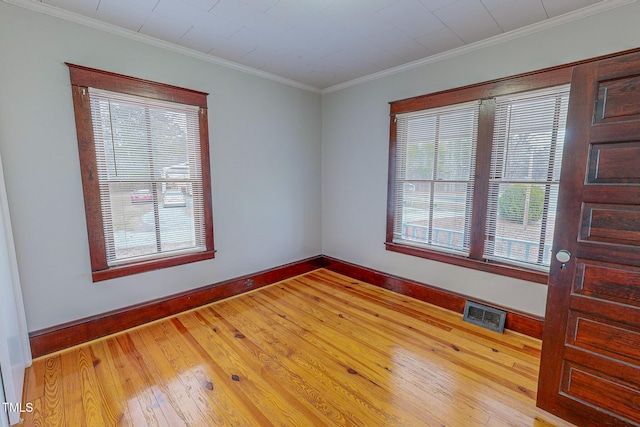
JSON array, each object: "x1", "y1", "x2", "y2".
[
  {"x1": 159, "y1": 185, "x2": 197, "y2": 253},
  {"x1": 394, "y1": 101, "x2": 479, "y2": 255},
  {"x1": 484, "y1": 86, "x2": 569, "y2": 270},
  {"x1": 406, "y1": 143, "x2": 435, "y2": 181},
  {"x1": 92, "y1": 99, "x2": 149, "y2": 180},
  {"x1": 92, "y1": 99, "x2": 197, "y2": 181},
  {"x1": 486, "y1": 183, "x2": 557, "y2": 266},
  {"x1": 398, "y1": 181, "x2": 431, "y2": 243},
  {"x1": 397, "y1": 182, "x2": 473, "y2": 252},
  {"x1": 105, "y1": 182, "x2": 158, "y2": 261}
]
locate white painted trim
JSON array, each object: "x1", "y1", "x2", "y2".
[
  {"x1": 1, "y1": 0, "x2": 322, "y2": 94},
  {"x1": 321, "y1": 0, "x2": 637, "y2": 94},
  {"x1": 0, "y1": 150, "x2": 30, "y2": 426}
]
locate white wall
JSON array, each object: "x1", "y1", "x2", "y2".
[
  {"x1": 322, "y1": 1, "x2": 640, "y2": 317},
  {"x1": 2, "y1": 1, "x2": 640, "y2": 333},
  {"x1": 0, "y1": 3, "x2": 322, "y2": 331}
]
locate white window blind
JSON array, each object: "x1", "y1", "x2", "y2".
[
  {"x1": 88, "y1": 88, "x2": 206, "y2": 266},
  {"x1": 394, "y1": 101, "x2": 479, "y2": 255},
  {"x1": 484, "y1": 85, "x2": 570, "y2": 270}
]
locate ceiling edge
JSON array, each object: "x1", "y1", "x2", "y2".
[
  {"x1": 2, "y1": 0, "x2": 322, "y2": 94},
  {"x1": 320, "y1": 0, "x2": 637, "y2": 95}
]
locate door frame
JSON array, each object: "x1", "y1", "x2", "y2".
[{"x1": 0, "y1": 149, "x2": 31, "y2": 425}]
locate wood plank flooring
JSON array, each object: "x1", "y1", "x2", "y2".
[{"x1": 21, "y1": 269, "x2": 575, "y2": 426}]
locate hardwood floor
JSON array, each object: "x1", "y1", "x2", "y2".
[{"x1": 22, "y1": 269, "x2": 574, "y2": 426}]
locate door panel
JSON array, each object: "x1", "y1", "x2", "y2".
[
  {"x1": 538, "y1": 50, "x2": 640, "y2": 426},
  {"x1": 594, "y1": 75, "x2": 640, "y2": 124},
  {"x1": 560, "y1": 361, "x2": 640, "y2": 425},
  {"x1": 580, "y1": 203, "x2": 640, "y2": 245},
  {"x1": 574, "y1": 260, "x2": 640, "y2": 304},
  {"x1": 566, "y1": 313, "x2": 640, "y2": 365},
  {"x1": 588, "y1": 141, "x2": 640, "y2": 183}
]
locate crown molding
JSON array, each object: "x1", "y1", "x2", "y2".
[
  {"x1": 3, "y1": 0, "x2": 636, "y2": 95},
  {"x1": 2, "y1": 0, "x2": 322, "y2": 94},
  {"x1": 321, "y1": 0, "x2": 637, "y2": 94}
]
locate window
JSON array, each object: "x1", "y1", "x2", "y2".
[
  {"x1": 393, "y1": 101, "x2": 479, "y2": 255},
  {"x1": 68, "y1": 64, "x2": 214, "y2": 281},
  {"x1": 387, "y1": 67, "x2": 573, "y2": 283},
  {"x1": 484, "y1": 86, "x2": 569, "y2": 270}
]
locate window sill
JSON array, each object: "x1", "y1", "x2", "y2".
[
  {"x1": 92, "y1": 250, "x2": 215, "y2": 282},
  {"x1": 385, "y1": 242, "x2": 548, "y2": 284}
]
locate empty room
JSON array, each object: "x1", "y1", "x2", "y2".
[{"x1": 1, "y1": 0, "x2": 640, "y2": 426}]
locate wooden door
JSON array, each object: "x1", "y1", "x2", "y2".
[{"x1": 537, "y1": 51, "x2": 640, "y2": 426}]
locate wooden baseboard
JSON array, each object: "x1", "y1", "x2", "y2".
[
  {"x1": 30, "y1": 254, "x2": 544, "y2": 357},
  {"x1": 29, "y1": 256, "x2": 325, "y2": 358},
  {"x1": 322, "y1": 256, "x2": 544, "y2": 339}
]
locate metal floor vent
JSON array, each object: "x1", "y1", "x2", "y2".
[{"x1": 463, "y1": 301, "x2": 506, "y2": 333}]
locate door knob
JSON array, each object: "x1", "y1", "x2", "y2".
[{"x1": 555, "y1": 250, "x2": 571, "y2": 263}]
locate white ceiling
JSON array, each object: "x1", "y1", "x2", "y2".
[{"x1": 33, "y1": 0, "x2": 608, "y2": 89}]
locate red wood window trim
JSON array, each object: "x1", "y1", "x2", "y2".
[
  {"x1": 387, "y1": 64, "x2": 575, "y2": 285},
  {"x1": 67, "y1": 64, "x2": 215, "y2": 282},
  {"x1": 387, "y1": 48, "x2": 640, "y2": 284}
]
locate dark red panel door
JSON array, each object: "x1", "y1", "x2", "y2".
[{"x1": 538, "y1": 51, "x2": 640, "y2": 426}]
